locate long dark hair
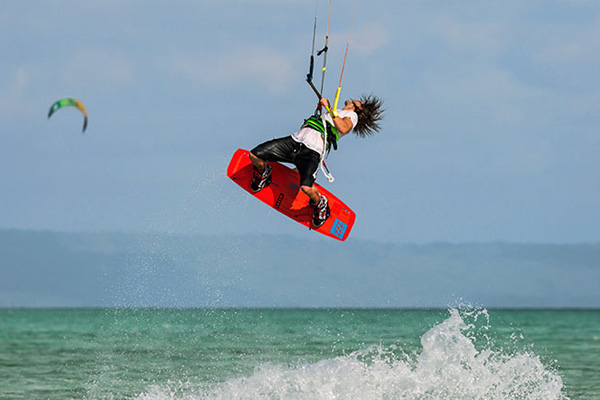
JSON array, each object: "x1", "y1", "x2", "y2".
[{"x1": 353, "y1": 94, "x2": 384, "y2": 138}]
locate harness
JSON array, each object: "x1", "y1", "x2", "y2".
[{"x1": 302, "y1": 115, "x2": 339, "y2": 152}]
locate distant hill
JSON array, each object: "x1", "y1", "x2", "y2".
[{"x1": 1, "y1": 229, "x2": 598, "y2": 308}]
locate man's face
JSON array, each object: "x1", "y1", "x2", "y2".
[{"x1": 344, "y1": 99, "x2": 363, "y2": 111}]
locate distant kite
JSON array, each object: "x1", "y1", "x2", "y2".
[{"x1": 47, "y1": 98, "x2": 88, "y2": 133}]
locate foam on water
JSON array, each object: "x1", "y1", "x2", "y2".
[{"x1": 136, "y1": 309, "x2": 567, "y2": 400}]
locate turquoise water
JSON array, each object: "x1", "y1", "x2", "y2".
[{"x1": 0, "y1": 308, "x2": 598, "y2": 399}]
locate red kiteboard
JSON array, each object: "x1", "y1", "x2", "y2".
[{"x1": 227, "y1": 149, "x2": 355, "y2": 241}]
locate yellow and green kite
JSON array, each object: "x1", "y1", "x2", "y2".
[{"x1": 47, "y1": 98, "x2": 88, "y2": 133}]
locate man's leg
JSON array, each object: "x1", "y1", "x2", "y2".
[
  {"x1": 249, "y1": 152, "x2": 266, "y2": 173},
  {"x1": 250, "y1": 136, "x2": 297, "y2": 169},
  {"x1": 249, "y1": 137, "x2": 297, "y2": 193},
  {"x1": 300, "y1": 185, "x2": 321, "y2": 204},
  {"x1": 297, "y1": 149, "x2": 330, "y2": 228},
  {"x1": 302, "y1": 184, "x2": 330, "y2": 228},
  {"x1": 249, "y1": 152, "x2": 272, "y2": 193}
]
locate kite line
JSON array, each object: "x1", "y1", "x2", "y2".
[{"x1": 306, "y1": 0, "x2": 359, "y2": 117}]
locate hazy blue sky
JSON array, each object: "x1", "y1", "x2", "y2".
[{"x1": 1, "y1": 1, "x2": 599, "y2": 243}]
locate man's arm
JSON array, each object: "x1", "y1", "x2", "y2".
[{"x1": 320, "y1": 98, "x2": 353, "y2": 134}]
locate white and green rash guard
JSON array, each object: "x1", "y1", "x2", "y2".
[{"x1": 291, "y1": 109, "x2": 358, "y2": 155}]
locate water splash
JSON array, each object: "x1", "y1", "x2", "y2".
[{"x1": 136, "y1": 309, "x2": 567, "y2": 400}]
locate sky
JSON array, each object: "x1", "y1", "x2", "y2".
[{"x1": 1, "y1": 0, "x2": 599, "y2": 244}]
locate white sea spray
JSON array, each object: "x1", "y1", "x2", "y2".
[{"x1": 136, "y1": 309, "x2": 567, "y2": 400}]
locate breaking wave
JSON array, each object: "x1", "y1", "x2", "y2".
[{"x1": 137, "y1": 309, "x2": 567, "y2": 400}]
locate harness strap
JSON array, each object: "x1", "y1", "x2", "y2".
[
  {"x1": 318, "y1": 114, "x2": 335, "y2": 183},
  {"x1": 302, "y1": 115, "x2": 339, "y2": 151},
  {"x1": 301, "y1": 115, "x2": 337, "y2": 183}
]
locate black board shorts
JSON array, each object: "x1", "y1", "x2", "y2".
[{"x1": 251, "y1": 136, "x2": 321, "y2": 187}]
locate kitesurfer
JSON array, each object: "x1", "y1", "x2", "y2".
[{"x1": 249, "y1": 94, "x2": 384, "y2": 228}]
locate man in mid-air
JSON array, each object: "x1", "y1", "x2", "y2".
[{"x1": 249, "y1": 94, "x2": 384, "y2": 228}]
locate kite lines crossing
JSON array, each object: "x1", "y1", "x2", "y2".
[
  {"x1": 306, "y1": 0, "x2": 359, "y2": 117},
  {"x1": 305, "y1": 0, "x2": 359, "y2": 183}
]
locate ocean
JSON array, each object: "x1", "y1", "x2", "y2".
[{"x1": 0, "y1": 308, "x2": 598, "y2": 399}]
